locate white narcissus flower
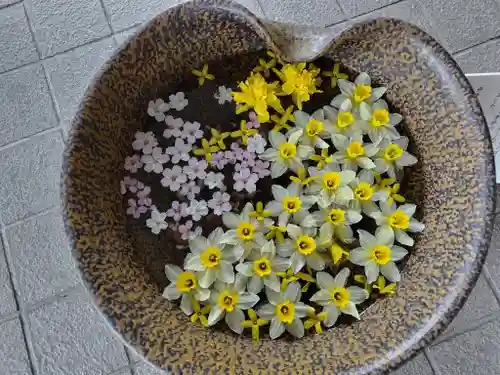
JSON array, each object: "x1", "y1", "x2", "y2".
[
  {"x1": 207, "y1": 275, "x2": 259, "y2": 333},
  {"x1": 331, "y1": 72, "x2": 386, "y2": 109},
  {"x1": 323, "y1": 99, "x2": 360, "y2": 138},
  {"x1": 162, "y1": 264, "x2": 210, "y2": 315},
  {"x1": 293, "y1": 109, "x2": 330, "y2": 149},
  {"x1": 214, "y1": 85, "x2": 233, "y2": 105},
  {"x1": 331, "y1": 133, "x2": 378, "y2": 172},
  {"x1": 257, "y1": 282, "x2": 311, "y2": 339},
  {"x1": 169, "y1": 92, "x2": 188, "y2": 111},
  {"x1": 310, "y1": 268, "x2": 368, "y2": 327},
  {"x1": 373, "y1": 137, "x2": 418, "y2": 179},
  {"x1": 140, "y1": 147, "x2": 169, "y2": 173},
  {"x1": 348, "y1": 169, "x2": 389, "y2": 216},
  {"x1": 359, "y1": 99, "x2": 403, "y2": 143},
  {"x1": 265, "y1": 183, "x2": 316, "y2": 224},
  {"x1": 350, "y1": 228, "x2": 408, "y2": 283},
  {"x1": 369, "y1": 201, "x2": 424, "y2": 246},
  {"x1": 278, "y1": 224, "x2": 325, "y2": 272},
  {"x1": 147, "y1": 99, "x2": 170, "y2": 121},
  {"x1": 132, "y1": 131, "x2": 158, "y2": 155},
  {"x1": 235, "y1": 240, "x2": 291, "y2": 294},
  {"x1": 184, "y1": 228, "x2": 243, "y2": 288},
  {"x1": 220, "y1": 202, "x2": 266, "y2": 259},
  {"x1": 146, "y1": 210, "x2": 168, "y2": 234},
  {"x1": 311, "y1": 204, "x2": 362, "y2": 244},
  {"x1": 259, "y1": 129, "x2": 313, "y2": 178},
  {"x1": 308, "y1": 163, "x2": 356, "y2": 208}
]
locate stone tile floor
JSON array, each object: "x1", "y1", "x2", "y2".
[{"x1": 0, "y1": 0, "x2": 499, "y2": 374}]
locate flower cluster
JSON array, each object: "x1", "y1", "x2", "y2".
[{"x1": 124, "y1": 54, "x2": 424, "y2": 341}]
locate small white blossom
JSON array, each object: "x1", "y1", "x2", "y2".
[
  {"x1": 146, "y1": 210, "x2": 168, "y2": 234},
  {"x1": 181, "y1": 180, "x2": 201, "y2": 200},
  {"x1": 124, "y1": 154, "x2": 143, "y2": 173},
  {"x1": 179, "y1": 221, "x2": 203, "y2": 241},
  {"x1": 169, "y1": 92, "x2": 188, "y2": 111},
  {"x1": 233, "y1": 168, "x2": 259, "y2": 193},
  {"x1": 166, "y1": 138, "x2": 191, "y2": 164},
  {"x1": 127, "y1": 178, "x2": 142, "y2": 193},
  {"x1": 141, "y1": 147, "x2": 169, "y2": 173},
  {"x1": 166, "y1": 201, "x2": 190, "y2": 222},
  {"x1": 147, "y1": 99, "x2": 170, "y2": 121},
  {"x1": 214, "y1": 85, "x2": 233, "y2": 105},
  {"x1": 132, "y1": 131, "x2": 158, "y2": 155},
  {"x1": 252, "y1": 160, "x2": 271, "y2": 178},
  {"x1": 137, "y1": 186, "x2": 152, "y2": 206},
  {"x1": 163, "y1": 116, "x2": 184, "y2": 139},
  {"x1": 182, "y1": 121, "x2": 204, "y2": 144},
  {"x1": 161, "y1": 165, "x2": 188, "y2": 192},
  {"x1": 246, "y1": 134, "x2": 267, "y2": 154},
  {"x1": 126, "y1": 198, "x2": 148, "y2": 218},
  {"x1": 204, "y1": 171, "x2": 225, "y2": 189},
  {"x1": 120, "y1": 180, "x2": 127, "y2": 195},
  {"x1": 183, "y1": 157, "x2": 208, "y2": 180},
  {"x1": 189, "y1": 200, "x2": 209, "y2": 221},
  {"x1": 208, "y1": 191, "x2": 232, "y2": 215},
  {"x1": 211, "y1": 151, "x2": 228, "y2": 170}
]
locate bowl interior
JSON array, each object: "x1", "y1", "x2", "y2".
[{"x1": 63, "y1": 1, "x2": 495, "y2": 374}]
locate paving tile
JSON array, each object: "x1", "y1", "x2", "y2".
[
  {"x1": 28, "y1": 288, "x2": 128, "y2": 375},
  {"x1": 114, "y1": 26, "x2": 140, "y2": 46},
  {"x1": 0, "y1": 132, "x2": 63, "y2": 225},
  {"x1": 430, "y1": 318, "x2": 500, "y2": 374},
  {"x1": 486, "y1": 211, "x2": 500, "y2": 289},
  {"x1": 419, "y1": 0, "x2": 500, "y2": 53},
  {"x1": 455, "y1": 39, "x2": 500, "y2": 74},
  {"x1": 44, "y1": 38, "x2": 117, "y2": 134},
  {"x1": 337, "y1": 0, "x2": 400, "y2": 18},
  {"x1": 390, "y1": 353, "x2": 433, "y2": 375},
  {"x1": 259, "y1": 0, "x2": 344, "y2": 26},
  {"x1": 0, "y1": 4, "x2": 38, "y2": 73},
  {"x1": 0, "y1": 318, "x2": 33, "y2": 375},
  {"x1": 0, "y1": 64, "x2": 58, "y2": 147},
  {"x1": 5, "y1": 210, "x2": 79, "y2": 305},
  {"x1": 0, "y1": 241, "x2": 17, "y2": 317},
  {"x1": 24, "y1": 0, "x2": 111, "y2": 57}
]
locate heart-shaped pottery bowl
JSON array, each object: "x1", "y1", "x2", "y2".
[{"x1": 62, "y1": 0, "x2": 496, "y2": 373}]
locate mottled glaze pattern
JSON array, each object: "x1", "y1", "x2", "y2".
[{"x1": 61, "y1": 0, "x2": 496, "y2": 373}]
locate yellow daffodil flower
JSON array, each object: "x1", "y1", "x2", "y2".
[
  {"x1": 374, "y1": 173, "x2": 405, "y2": 205},
  {"x1": 276, "y1": 267, "x2": 315, "y2": 292},
  {"x1": 253, "y1": 57, "x2": 276, "y2": 77},
  {"x1": 309, "y1": 148, "x2": 334, "y2": 170},
  {"x1": 192, "y1": 63, "x2": 214, "y2": 86},
  {"x1": 231, "y1": 120, "x2": 258, "y2": 145},
  {"x1": 190, "y1": 299, "x2": 211, "y2": 327},
  {"x1": 276, "y1": 63, "x2": 321, "y2": 110},
  {"x1": 270, "y1": 105, "x2": 295, "y2": 132},
  {"x1": 209, "y1": 128, "x2": 230, "y2": 150},
  {"x1": 373, "y1": 275, "x2": 397, "y2": 296},
  {"x1": 322, "y1": 62, "x2": 348, "y2": 88},
  {"x1": 248, "y1": 201, "x2": 273, "y2": 223},
  {"x1": 241, "y1": 308, "x2": 269, "y2": 342},
  {"x1": 289, "y1": 168, "x2": 317, "y2": 187},
  {"x1": 304, "y1": 309, "x2": 328, "y2": 334},
  {"x1": 266, "y1": 224, "x2": 287, "y2": 244},
  {"x1": 193, "y1": 138, "x2": 219, "y2": 163}
]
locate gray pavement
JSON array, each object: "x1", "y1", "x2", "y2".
[{"x1": 0, "y1": 0, "x2": 500, "y2": 374}]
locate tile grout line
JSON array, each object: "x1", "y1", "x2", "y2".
[
  {"x1": 325, "y1": 0, "x2": 407, "y2": 27},
  {"x1": 432, "y1": 313, "x2": 500, "y2": 346},
  {"x1": 0, "y1": 126, "x2": 61, "y2": 153},
  {"x1": 482, "y1": 265, "x2": 500, "y2": 305},
  {"x1": 453, "y1": 35, "x2": 500, "y2": 55},
  {"x1": 21, "y1": 1, "x2": 41, "y2": 60},
  {"x1": 423, "y1": 347, "x2": 442, "y2": 375},
  {"x1": 98, "y1": 0, "x2": 115, "y2": 34}
]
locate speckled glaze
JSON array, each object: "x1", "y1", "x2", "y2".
[{"x1": 62, "y1": 0, "x2": 496, "y2": 373}]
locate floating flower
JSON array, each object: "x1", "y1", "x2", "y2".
[
  {"x1": 132, "y1": 131, "x2": 158, "y2": 155},
  {"x1": 169, "y1": 92, "x2": 188, "y2": 111},
  {"x1": 373, "y1": 275, "x2": 397, "y2": 296},
  {"x1": 184, "y1": 227, "x2": 243, "y2": 288},
  {"x1": 278, "y1": 224, "x2": 324, "y2": 272},
  {"x1": 304, "y1": 309, "x2": 329, "y2": 334},
  {"x1": 265, "y1": 183, "x2": 315, "y2": 224},
  {"x1": 252, "y1": 159, "x2": 271, "y2": 178},
  {"x1": 207, "y1": 276, "x2": 259, "y2": 333},
  {"x1": 350, "y1": 228, "x2": 408, "y2": 283},
  {"x1": 276, "y1": 266, "x2": 316, "y2": 293},
  {"x1": 322, "y1": 62, "x2": 348, "y2": 88},
  {"x1": 193, "y1": 138, "x2": 219, "y2": 163},
  {"x1": 204, "y1": 171, "x2": 225, "y2": 190},
  {"x1": 359, "y1": 99, "x2": 403, "y2": 143},
  {"x1": 137, "y1": 186, "x2": 152, "y2": 206},
  {"x1": 312, "y1": 204, "x2": 362, "y2": 244},
  {"x1": 259, "y1": 129, "x2": 313, "y2": 178},
  {"x1": 163, "y1": 116, "x2": 184, "y2": 139},
  {"x1": 247, "y1": 201, "x2": 274, "y2": 228},
  {"x1": 189, "y1": 199, "x2": 209, "y2": 221},
  {"x1": 246, "y1": 134, "x2": 267, "y2": 154},
  {"x1": 147, "y1": 99, "x2": 170, "y2": 121},
  {"x1": 233, "y1": 168, "x2": 259, "y2": 194},
  {"x1": 247, "y1": 111, "x2": 261, "y2": 129},
  {"x1": 253, "y1": 56, "x2": 276, "y2": 77},
  {"x1": 374, "y1": 137, "x2": 418, "y2": 179},
  {"x1": 162, "y1": 264, "x2": 210, "y2": 315},
  {"x1": 308, "y1": 148, "x2": 334, "y2": 171},
  {"x1": 141, "y1": 147, "x2": 169, "y2": 173},
  {"x1": 166, "y1": 201, "x2": 190, "y2": 222},
  {"x1": 265, "y1": 217, "x2": 288, "y2": 244},
  {"x1": 310, "y1": 268, "x2": 368, "y2": 327},
  {"x1": 232, "y1": 73, "x2": 284, "y2": 123},
  {"x1": 374, "y1": 174, "x2": 405, "y2": 205},
  {"x1": 182, "y1": 121, "x2": 204, "y2": 144},
  {"x1": 294, "y1": 109, "x2": 329, "y2": 149},
  {"x1": 166, "y1": 138, "x2": 191, "y2": 164},
  {"x1": 289, "y1": 168, "x2": 318, "y2": 187},
  {"x1": 277, "y1": 63, "x2": 321, "y2": 110},
  {"x1": 146, "y1": 210, "x2": 168, "y2": 234},
  {"x1": 308, "y1": 164, "x2": 356, "y2": 208},
  {"x1": 236, "y1": 240, "x2": 290, "y2": 293},
  {"x1": 369, "y1": 201, "x2": 424, "y2": 246},
  {"x1": 331, "y1": 133, "x2": 378, "y2": 172},
  {"x1": 208, "y1": 191, "x2": 232, "y2": 216},
  {"x1": 192, "y1": 63, "x2": 215, "y2": 86},
  {"x1": 258, "y1": 282, "x2": 310, "y2": 339},
  {"x1": 180, "y1": 180, "x2": 201, "y2": 200},
  {"x1": 231, "y1": 120, "x2": 258, "y2": 146},
  {"x1": 209, "y1": 128, "x2": 231, "y2": 150},
  {"x1": 183, "y1": 157, "x2": 208, "y2": 180},
  {"x1": 214, "y1": 85, "x2": 233, "y2": 104},
  {"x1": 331, "y1": 72, "x2": 386, "y2": 108},
  {"x1": 178, "y1": 220, "x2": 203, "y2": 241},
  {"x1": 161, "y1": 165, "x2": 188, "y2": 192},
  {"x1": 348, "y1": 169, "x2": 388, "y2": 215},
  {"x1": 241, "y1": 308, "x2": 269, "y2": 342},
  {"x1": 189, "y1": 299, "x2": 211, "y2": 327},
  {"x1": 323, "y1": 99, "x2": 360, "y2": 137},
  {"x1": 270, "y1": 105, "x2": 295, "y2": 132},
  {"x1": 124, "y1": 154, "x2": 143, "y2": 173},
  {"x1": 210, "y1": 151, "x2": 229, "y2": 170},
  {"x1": 126, "y1": 198, "x2": 148, "y2": 219}
]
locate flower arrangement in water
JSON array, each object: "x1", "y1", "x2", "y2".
[{"x1": 121, "y1": 53, "x2": 424, "y2": 341}]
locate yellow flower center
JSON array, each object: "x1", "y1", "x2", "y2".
[
  {"x1": 200, "y1": 246, "x2": 222, "y2": 268},
  {"x1": 346, "y1": 141, "x2": 365, "y2": 159},
  {"x1": 253, "y1": 257, "x2": 272, "y2": 277},
  {"x1": 327, "y1": 208, "x2": 345, "y2": 226},
  {"x1": 383, "y1": 144, "x2": 404, "y2": 161},
  {"x1": 330, "y1": 243, "x2": 347, "y2": 264},
  {"x1": 276, "y1": 301, "x2": 295, "y2": 323},
  {"x1": 330, "y1": 287, "x2": 350, "y2": 309},
  {"x1": 354, "y1": 182, "x2": 374, "y2": 201},
  {"x1": 388, "y1": 210, "x2": 410, "y2": 229},
  {"x1": 370, "y1": 109, "x2": 390, "y2": 127},
  {"x1": 217, "y1": 290, "x2": 239, "y2": 312},
  {"x1": 282, "y1": 196, "x2": 302, "y2": 213},
  {"x1": 370, "y1": 245, "x2": 392, "y2": 265},
  {"x1": 175, "y1": 271, "x2": 197, "y2": 293},
  {"x1": 337, "y1": 112, "x2": 355, "y2": 128},
  {"x1": 353, "y1": 84, "x2": 372, "y2": 103},
  {"x1": 296, "y1": 235, "x2": 316, "y2": 255},
  {"x1": 236, "y1": 221, "x2": 255, "y2": 240},
  {"x1": 279, "y1": 143, "x2": 297, "y2": 159},
  {"x1": 322, "y1": 172, "x2": 341, "y2": 191},
  {"x1": 305, "y1": 119, "x2": 324, "y2": 137}
]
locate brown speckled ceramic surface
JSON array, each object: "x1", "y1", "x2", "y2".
[{"x1": 61, "y1": 0, "x2": 496, "y2": 373}]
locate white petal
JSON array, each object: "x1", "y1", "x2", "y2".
[
  {"x1": 266, "y1": 288, "x2": 283, "y2": 305},
  {"x1": 340, "y1": 302, "x2": 360, "y2": 319},
  {"x1": 272, "y1": 185, "x2": 288, "y2": 201},
  {"x1": 217, "y1": 261, "x2": 235, "y2": 283},
  {"x1": 324, "y1": 305, "x2": 340, "y2": 327},
  {"x1": 297, "y1": 145, "x2": 314, "y2": 158},
  {"x1": 271, "y1": 161, "x2": 288, "y2": 178},
  {"x1": 346, "y1": 210, "x2": 363, "y2": 224},
  {"x1": 310, "y1": 289, "x2": 331, "y2": 304},
  {"x1": 331, "y1": 134, "x2": 348, "y2": 150},
  {"x1": 269, "y1": 131, "x2": 286, "y2": 148},
  {"x1": 357, "y1": 157, "x2": 375, "y2": 169},
  {"x1": 331, "y1": 94, "x2": 349, "y2": 108},
  {"x1": 266, "y1": 200, "x2": 283, "y2": 216},
  {"x1": 409, "y1": 219, "x2": 425, "y2": 232},
  {"x1": 355, "y1": 72, "x2": 371, "y2": 85},
  {"x1": 287, "y1": 224, "x2": 302, "y2": 240},
  {"x1": 208, "y1": 305, "x2": 225, "y2": 326},
  {"x1": 397, "y1": 152, "x2": 418, "y2": 167},
  {"x1": 235, "y1": 262, "x2": 253, "y2": 277},
  {"x1": 358, "y1": 229, "x2": 376, "y2": 249},
  {"x1": 226, "y1": 310, "x2": 245, "y2": 334},
  {"x1": 380, "y1": 262, "x2": 401, "y2": 282},
  {"x1": 284, "y1": 282, "x2": 301, "y2": 302},
  {"x1": 307, "y1": 252, "x2": 326, "y2": 271},
  {"x1": 390, "y1": 113, "x2": 403, "y2": 125},
  {"x1": 338, "y1": 79, "x2": 354, "y2": 96},
  {"x1": 219, "y1": 230, "x2": 239, "y2": 245},
  {"x1": 315, "y1": 138, "x2": 330, "y2": 149},
  {"x1": 391, "y1": 246, "x2": 408, "y2": 261},
  {"x1": 199, "y1": 268, "x2": 217, "y2": 288},
  {"x1": 336, "y1": 225, "x2": 354, "y2": 243},
  {"x1": 258, "y1": 303, "x2": 276, "y2": 320},
  {"x1": 295, "y1": 302, "x2": 311, "y2": 318},
  {"x1": 272, "y1": 257, "x2": 291, "y2": 272},
  {"x1": 399, "y1": 204, "x2": 416, "y2": 216},
  {"x1": 270, "y1": 317, "x2": 286, "y2": 339},
  {"x1": 238, "y1": 292, "x2": 260, "y2": 309},
  {"x1": 349, "y1": 248, "x2": 371, "y2": 266},
  {"x1": 333, "y1": 267, "x2": 350, "y2": 287},
  {"x1": 394, "y1": 136, "x2": 409, "y2": 149},
  {"x1": 162, "y1": 284, "x2": 181, "y2": 300},
  {"x1": 359, "y1": 102, "x2": 372, "y2": 120},
  {"x1": 347, "y1": 286, "x2": 368, "y2": 304},
  {"x1": 317, "y1": 271, "x2": 335, "y2": 290},
  {"x1": 294, "y1": 111, "x2": 310, "y2": 127},
  {"x1": 194, "y1": 287, "x2": 210, "y2": 301},
  {"x1": 374, "y1": 158, "x2": 389, "y2": 174},
  {"x1": 375, "y1": 226, "x2": 395, "y2": 246},
  {"x1": 222, "y1": 213, "x2": 240, "y2": 229},
  {"x1": 335, "y1": 186, "x2": 354, "y2": 202},
  {"x1": 180, "y1": 293, "x2": 194, "y2": 315},
  {"x1": 395, "y1": 229, "x2": 414, "y2": 246},
  {"x1": 288, "y1": 129, "x2": 303, "y2": 145},
  {"x1": 189, "y1": 237, "x2": 207, "y2": 254},
  {"x1": 286, "y1": 318, "x2": 305, "y2": 338},
  {"x1": 277, "y1": 240, "x2": 296, "y2": 257},
  {"x1": 371, "y1": 87, "x2": 387, "y2": 102},
  {"x1": 184, "y1": 256, "x2": 205, "y2": 271},
  {"x1": 260, "y1": 148, "x2": 279, "y2": 160},
  {"x1": 248, "y1": 275, "x2": 264, "y2": 294},
  {"x1": 291, "y1": 252, "x2": 306, "y2": 273},
  {"x1": 264, "y1": 273, "x2": 281, "y2": 292},
  {"x1": 165, "y1": 264, "x2": 182, "y2": 283},
  {"x1": 365, "y1": 261, "x2": 380, "y2": 284},
  {"x1": 223, "y1": 246, "x2": 244, "y2": 263}
]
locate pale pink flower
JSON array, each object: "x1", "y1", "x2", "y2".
[
  {"x1": 208, "y1": 191, "x2": 232, "y2": 216},
  {"x1": 126, "y1": 199, "x2": 148, "y2": 219},
  {"x1": 132, "y1": 131, "x2": 157, "y2": 154}
]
